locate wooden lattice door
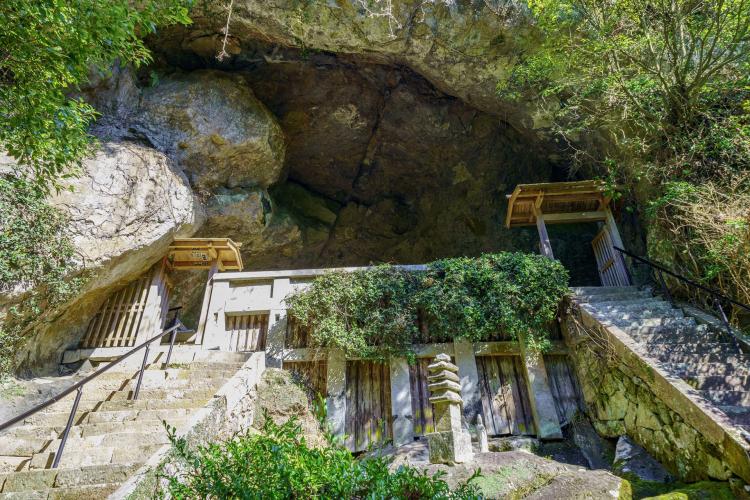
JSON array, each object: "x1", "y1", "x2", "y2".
[
  {"x1": 225, "y1": 313, "x2": 268, "y2": 351},
  {"x1": 81, "y1": 263, "x2": 171, "y2": 348},
  {"x1": 592, "y1": 225, "x2": 630, "y2": 286}
]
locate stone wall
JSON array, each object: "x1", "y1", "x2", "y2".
[{"x1": 562, "y1": 304, "x2": 750, "y2": 483}]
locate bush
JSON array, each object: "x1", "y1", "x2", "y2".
[
  {"x1": 286, "y1": 252, "x2": 569, "y2": 360},
  {"x1": 164, "y1": 415, "x2": 481, "y2": 499}
]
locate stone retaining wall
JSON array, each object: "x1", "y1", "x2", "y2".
[{"x1": 563, "y1": 303, "x2": 750, "y2": 483}]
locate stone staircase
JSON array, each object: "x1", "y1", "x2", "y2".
[
  {"x1": 0, "y1": 351, "x2": 249, "y2": 499},
  {"x1": 572, "y1": 286, "x2": 750, "y2": 439}
]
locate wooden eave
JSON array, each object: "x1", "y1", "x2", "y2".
[
  {"x1": 505, "y1": 180, "x2": 615, "y2": 228},
  {"x1": 166, "y1": 238, "x2": 244, "y2": 272}
]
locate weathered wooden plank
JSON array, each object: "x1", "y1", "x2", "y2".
[
  {"x1": 498, "y1": 357, "x2": 520, "y2": 435},
  {"x1": 345, "y1": 361, "x2": 355, "y2": 451},
  {"x1": 512, "y1": 356, "x2": 536, "y2": 434}
]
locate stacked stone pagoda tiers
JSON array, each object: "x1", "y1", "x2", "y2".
[{"x1": 426, "y1": 353, "x2": 473, "y2": 464}]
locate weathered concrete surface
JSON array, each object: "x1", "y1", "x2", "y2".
[{"x1": 563, "y1": 300, "x2": 750, "y2": 483}]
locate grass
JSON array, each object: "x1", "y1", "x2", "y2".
[{"x1": 0, "y1": 378, "x2": 24, "y2": 399}]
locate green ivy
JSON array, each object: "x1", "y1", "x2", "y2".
[
  {"x1": 0, "y1": 175, "x2": 86, "y2": 378},
  {"x1": 286, "y1": 253, "x2": 570, "y2": 360},
  {"x1": 164, "y1": 414, "x2": 481, "y2": 499}
]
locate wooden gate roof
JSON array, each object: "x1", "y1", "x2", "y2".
[
  {"x1": 166, "y1": 238, "x2": 244, "y2": 271},
  {"x1": 505, "y1": 180, "x2": 612, "y2": 228}
]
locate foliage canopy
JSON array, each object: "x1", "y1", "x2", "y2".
[
  {"x1": 0, "y1": 0, "x2": 192, "y2": 192},
  {"x1": 286, "y1": 253, "x2": 569, "y2": 360},
  {"x1": 504, "y1": 0, "x2": 750, "y2": 318},
  {"x1": 164, "y1": 414, "x2": 481, "y2": 499}
]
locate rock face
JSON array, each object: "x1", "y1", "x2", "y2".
[
  {"x1": 52, "y1": 142, "x2": 202, "y2": 286},
  {"x1": 155, "y1": 0, "x2": 540, "y2": 129},
  {"x1": 614, "y1": 436, "x2": 673, "y2": 483},
  {"x1": 135, "y1": 69, "x2": 286, "y2": 191},
  {"x1": 15, "y1": 142, "x2": 202, "y2": 372}
]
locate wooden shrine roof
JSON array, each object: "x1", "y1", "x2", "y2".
[
  {"x1": 166, "y1": 238, "x2": 244, "y2": 271},
  {"x1": 505, "y1": 180, "x2": 613, "y2": 228}
]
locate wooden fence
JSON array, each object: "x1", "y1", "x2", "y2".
[{"x1": 225, "y1": 313, "x2": 268, "y2": 352}]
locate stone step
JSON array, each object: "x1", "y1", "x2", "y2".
[
  {"x1": 611, "y1": 317, "x2": 696, "y2": 329},
  {"x1": 0, "y1": 416, "x2": 190, "y2": 459},
  {"x1": 656, "y1": 352, "x2": 750, "y2": 365},
  {"x1": 646, "y1": 342, "x2": 741, "y2": 357},
  {"x1": 0, "y1": 463, "x2": 138, "y2": 494},
  {"x1": 700, "y1": 390, "x2": 750, "y2": 406},
  {"x1": 571, "y1": 286, "x2": 641, "y2": 295},
  {"x1": 583, "y1": 298, "x2": 673, "y2": 310},
  {"x1": 592, "y1": 310, "x2": 685, "y2": 325},
  {"x1": 188, "y1": 351, "x2": 251, "y2": 364},
  {"x1": 572, "y1": 291, "x2": 653, "y2": 303},
  {"x1": 23, "y1": 406, "x2": 194, "y2": 428},
  {"x1": 666, "y1": 362, "x2": 750, "y2": 378},
  {"x1": 161, "y1": 361, "x2": 246, "y2": 372},
  {"x1": 90, "y1": 367, "x2": 235, "y2": 384},
  {"x1": 620, "y1": 324, "x2": 703, "y2": 339},
  {"x1": 29, "y1": 443, "x2": 162, "y2": 470},
  {"x1": 726, "y1": 410, "x2": 750, "y2": 427},
  {"x1": 1, "y1": 483, "x2": 122, "y2": 499},
  {"x1": 682, "y1": 374, "x2": 749, "y2": 391},
  {"x1": 631, "y1": 327, "x2": 731, "y2": 345},
  {"x1": 95, "y1": 397, "x2": 208, "y2": 412},
  {"x1": 101, "y1": 387, "x2": 217, "y2": 402},
  {"x1": 41, "y1": 430, "x2": 170, "y2": 454}
]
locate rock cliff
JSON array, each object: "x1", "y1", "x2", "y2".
[{"x1": 9, "y1": 1, "x2": 599, "y2": 371}]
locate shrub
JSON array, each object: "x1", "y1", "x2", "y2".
[
  {"x1": 286, "y1": 252, "x2": 569, "y2": 360},
  {"x1": 164, "y1": 415, "x2": 481, "y2": 499}
]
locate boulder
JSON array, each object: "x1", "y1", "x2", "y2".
[
  {"x1": 14, "y1": 142, "x2": 202, "y2": 372},
  {"x1": 613, "y1": 435, "x2": 673, "y2": 483},
  {"x1": 135, "y1": 69, "x2": 286, "y2": 191}
]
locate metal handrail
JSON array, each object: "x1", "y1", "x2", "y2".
[
  {"x1": 0, "y1": 310, "x2": 185, "y2": 468},
  {"x1": 613, "y1": 246, "x2": 749, "y2": 347}
]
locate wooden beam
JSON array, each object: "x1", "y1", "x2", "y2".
[
  {"x1": 540, "y1": 211, "x2": 607, "y2": 224},
  {"x1": 504, "y1": 187, "x2": 521, "y2": 228}
]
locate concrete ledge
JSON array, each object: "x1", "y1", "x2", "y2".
[
  {"x1": 109, "y1": 351, "x2": 266, "y2": 499},
  {"x1": 573, "y1": 304, "x2": 750, "y2": 483}
]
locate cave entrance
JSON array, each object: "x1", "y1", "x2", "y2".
[{"x1": 505, "y1": 181, "x2": 631, "y2": 287}]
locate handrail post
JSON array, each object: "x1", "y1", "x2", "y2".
[
  {"x1": 133, "y1": 343, "x2": 151, "y2": 400},
  {"x1": 656, "y1": 269, "x2": 674, "y2": 306},
  {"x1": 52, "y1": 386, "x2": 83, "y2": 469},
  {"x1": 164, "y1": 327, "x2": 177, "y2": 368}
]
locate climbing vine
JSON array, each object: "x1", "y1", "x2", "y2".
[{"x1": 286, "y1": 253, "x2": 569, "y2": 361}]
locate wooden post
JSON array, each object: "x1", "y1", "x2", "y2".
[
  {"x1": 326, "y1": 349, "x2": 347, "y2": 440},
  {"x1": 390, "y1": 357, "x2": 414, "y2": 446},
  {"x1": 195, "y1": 260, "x2": 220, "y2": 346},
  {"x1": 534, "y1": 207, "x2": 555, "y2": 259},
  {"x1": 518, "y1": 332, "x2": 563, "y2": 440}
]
